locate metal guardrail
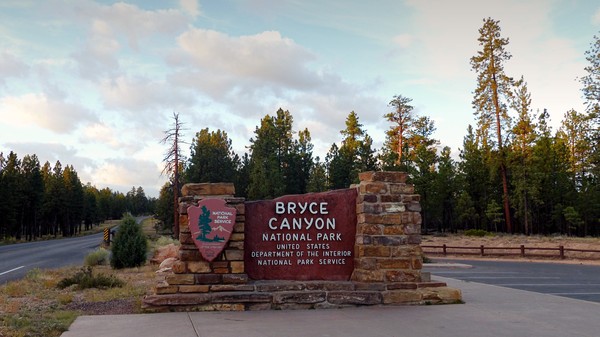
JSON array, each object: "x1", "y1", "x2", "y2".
[{"x1": 422, "y1": 244, "x2": 600, "y2": 259}]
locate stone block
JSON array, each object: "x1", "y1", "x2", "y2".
[
  {"x1": 385, "y1": 270, "x2": 420, "y2": 283},
  {"x1": 387, "y1": 283, "x2": 418, "y2": 290},
  {"x1": 383, "y1": 225, "x2": 405, "y2": 235},
  {"x1": 354, "y1": 283, "x2": 386, "y2": 291},
  {"x1": 225, "y1": 249, "x2": 244, "y2": 261},
  {"x1": 179, "y1": 249, "x2": 201, "y2": 262},
  {"x1": 195, "y1": 274, "x2": 222, "y2": 284},
  {"x1": 358, "y1": 171, "x2": 408, "y2": 183},
  {"x1": 412, "y1": 257, "x2": 423, "y2": 270},
  {"x1": 383, "y1": 290, "x2": 422, "y2": 304},
  {"x1": 155, "y1": 285, "x2": 178, "y2": 294},
  {"x1": 181, "y1": 183, "x2": 235, "y2": 197},
  {"x1": 230, "y1": 233, "x2": 245, "y2": 241},
  {"x1": 354, "y1": 258, "x2": 377, "y2": 270},
  {"x1": 355, "y1": 235, "x2": 372, "y2": 245},
  {"x1": 273, "y1": 292, "x2": 326, "y2": 304},
  {"x1": 380, "y1": 195, "x2": 402, "y2": 203},
  {"x1": 211, "y1": 292, "x2": 272, "y2": 303},
  {"x1": 327, "y1": 291, "x2": 382, "y2": 305},
  {"x1": 407, "y1": 235, "x2": 422, "y2": 245},
  {"x1": 178, "y1": 285, "x2": 210, "y2": 293},
  {"x1": 356, "y1": 203, "x2": 382, "y2": 215},
  {"x1": 382, "y1": 203, "x2": 406, "y2": 213},
  {"x1": 377, "y1": 258, "x2": 411, "y2": 270},
  {"x1": 357, "y1": 245, "x2": 391, "y2": 258},
  {"x1": 358, "y1": 194, "x2": 379, "y2": 203},
  {"x1": 143, "y1": 293, "x2": 211, "y2": 306},
  {"x1": 389, "y1": 183, "x2": 415, "y2": 194},
  {"x1": 372, "y1": 236, "x2": 407, "y2": 246},
  {"x1": 247, "y1": 303, "x2": 272, "y2": 311},
  {"x1": 419, "y1": 287, "x2": 462, "y2": 304},
  {"x1": 166, "y1": 274, "x2": 195, "y2": 285},
  {"x1": 256, "y1": 282, "x2": 305, "y2": 292},
  {"x1": 233, "y1": 222, "x2": 244, "y2": 233},
  {"x1": 356, "y1": 223, "x2": 383, "y2": 235},
  {"x1": 391, "y1": 245, "x2": 422, "y2": 258},
  {"x1": 305, "y1": 282, "x2": 355, "y2": 291},
  {"x1": 227, "y1": 241, "x2": 244, "y2": 250},
  {"x1": 359, "y1": 213, "x2": 402, "y2": 225},
  {"x1": 351, "y1": 269, "x2": 384, "y2": 282},
  {"x1": 214, "y1": 268, "x2": 230, "y2": 274},
  {"x1": 222, "y1": 274, "x2": 248, "y2": 284},
  {"x1": 172, "y1": 261, "x2": 187, "y2": 274},
  {"x1": 210, "y1": 284, "x2": 255, "y2": 292},
  {"x1": 230, "y1": 261, "x2": 245, "y2": 274},
  {"x1": 188, "y1": 261, "x2": 212, "y2": 273},
  {"x1": 359, "y1": 182, "x2": 389, "y2": 194}
]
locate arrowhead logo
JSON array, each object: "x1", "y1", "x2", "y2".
[{"x1": 187, "y1": 199, "x2": 237, "y2": 262}]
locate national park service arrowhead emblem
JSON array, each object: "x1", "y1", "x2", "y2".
[{"x1": 188, "y1": 199, "x2": 237, "y2": 262}]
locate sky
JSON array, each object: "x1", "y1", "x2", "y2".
[{"x1": 1, "y1": 0, "x2": 599, "y2": 198}]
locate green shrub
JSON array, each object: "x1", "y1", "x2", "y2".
[
  {"x1": 464, "y1": 229, "x2": 492, "y2": 237},
  {"x1": 84, "y1": 248, "x2": 110, "y2": 266},
  {"x1": 110, "y1": 214, "x2": 148, "y2": 269},
  {"x1": 57, "y1": 267, "x2": 124, "y2": 290}
]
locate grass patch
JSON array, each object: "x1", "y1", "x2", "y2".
[
  {"x1": 84, "y1": 248, "x2": 110, "y2": 266},
  {"x1": 464, "y1": 229, "x2": 494, "y2": 237},
  {"x1": 57, "y1": 267, "x2": 124, "y2": 290},
  {"x1": 0, "y1": 265, "x2": 155, "y2": 337}
]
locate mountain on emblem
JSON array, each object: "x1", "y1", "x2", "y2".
[{"x1": 188, "y1": 199, "x2": 237, "y2": 262}]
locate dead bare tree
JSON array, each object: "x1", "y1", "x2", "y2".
[{"x1": 160, "y1": 112, "x2": 186, "y2": 239}]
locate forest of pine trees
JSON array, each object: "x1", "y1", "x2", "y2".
[
  {"x1": 157, "y1": 19, "x2": 600, "y2": 237},
  {"x1": 0, "y1": 152, "x2": 155, "y2": 241}
]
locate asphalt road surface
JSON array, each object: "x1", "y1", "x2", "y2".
[
  {"x1": 425, "y1": 259, "x2": 600, "y2": 303},
  {"x1": 0, "y1": 231, "x2": 104, "y2": 283},
  {"x1": 0, "y1": 216, "x2": 150, "y2": 284}
]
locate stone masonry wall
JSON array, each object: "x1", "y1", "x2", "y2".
[{"x1": 143, "y1": 173, "x2": 461, "y2": 311}]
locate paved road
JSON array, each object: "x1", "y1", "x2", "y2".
[
  {"x1": 0, "y1": 216, "x2": 151, "y2": 284},
  {"x1": 0, "y1": 232, "x2": 104, "y2": 283},
  {"x1": 425, "y1": 258, "x2": 600, "y2": 303}
]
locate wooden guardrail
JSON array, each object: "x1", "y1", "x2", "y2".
[{"x1": 422, "y1": 244, "x2": 600, "y2": 260}]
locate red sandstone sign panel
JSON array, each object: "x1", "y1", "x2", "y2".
[
  {"x1": 245, "y1": 189, "x2": 357, "y2": 281},
  {"x1": 188, "y1": 199, "x2": 237, "y2": 262}
]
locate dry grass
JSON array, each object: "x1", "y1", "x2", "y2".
[
  {"x1": 0, "y1": 216, "x2": 173, "y2": 336},
  {"x1": 0, "y1": 263, "x2": 157, "y2": 337}
]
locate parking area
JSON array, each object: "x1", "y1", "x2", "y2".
[{"x1": 424, "y1": 259, "x2": 600, "y2": 303}]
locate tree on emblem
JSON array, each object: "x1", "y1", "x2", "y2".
[{"x1": 197, "y1": 205, "x2": 212, "y2": 242}]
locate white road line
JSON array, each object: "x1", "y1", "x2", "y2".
[
  {"x1": 460, "y1": 276, "x2": 561, "y2": 280},
  {"x1": 0, "y1": 266, "x2": 25, "y2": 276},
  {"x1": 495, "y1": 283, "x2": 600, "y2": 286},
  {"x1": 550, "y1": 293, "x2": 600, "y2": 295}
]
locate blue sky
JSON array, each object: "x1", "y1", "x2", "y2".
[{"x1": 1, "y1": 0, "x2": 599, "y2": 197}]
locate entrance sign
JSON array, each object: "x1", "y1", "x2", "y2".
[
  {"x1": 188, "y1": 199, "x2": 237, "y2": 262},
  {"x1": 245, "y1": 189, "x2": 357, "y2": 280}
]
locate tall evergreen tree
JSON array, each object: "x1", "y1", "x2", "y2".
[
  {"x1": 385, "y1": 95, "x2": 415, "y2": 167},
  {"x1": 185, "y1": 128, "x2": 240, "y2": 184},
  {"x1": 470, "y1": 17, "x2": 514, "y2": 232}
]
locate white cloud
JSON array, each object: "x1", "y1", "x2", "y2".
[
  {"x1": 0, "y1": 52, "x2": 29, "y2": 83},
  {"x1": 593, "y1": 7, "x2": 600, "y2": 25},
  {"x1": 180, "y1": 0, "x2": 201, "y2": 18},
  {"x1": 81, "y1": 123, "x2": 122, "y2": 148},
  {"x1": 392, "y1": 34, "x2": 414, "y2": 48},
  {"x1": 0, "y1": 93, "x2": 97, "y2": 133},
  {"x1": 172, "y1": 29, "x2": 319, "y2": 93},
  {"x1": 91, "y1": 157, "x2": 163, "y2": 196}
]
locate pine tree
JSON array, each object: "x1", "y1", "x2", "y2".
[{"x1": 470, "y1": 17, "x2": 514, "y2": 232}]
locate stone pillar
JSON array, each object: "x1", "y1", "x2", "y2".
[
  {"x1": 353, "y1": 171, "x2": 424, "y2": 284},
  {"x1": 155, "y1": 183, "x2": 248, "y2": 297}
]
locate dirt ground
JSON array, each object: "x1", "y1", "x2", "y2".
[{"x1": 421, "y1": 234, "x2": 600, "y2": 265}]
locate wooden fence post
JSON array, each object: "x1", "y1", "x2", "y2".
[{"x1": 520, "y1": 245, "x2": 525, "y2": 257}]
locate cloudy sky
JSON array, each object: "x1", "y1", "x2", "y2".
[{"x1": 1, "y1": 0, "x2": 598, "y2": 197}]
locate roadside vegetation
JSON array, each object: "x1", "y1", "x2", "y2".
[{"x1": 0, "y1": 217, "x2": 166, "y2": 337}]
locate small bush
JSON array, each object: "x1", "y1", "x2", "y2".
[
  {"x1": 464, "y1": 229, "x2": 492, "y2": 237},
  {"x1": 110, "y1": 214, "x2": 148, "y2": 269},
  {"x1": 57, "y1": 267, "x2": 124, "y2": 290},
  {"x1": 84, "y1": 248, "x2": 110, "y2": 266},
  {"x1": 422, "y1": 255, "x2": 433, "y2": 263}
]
